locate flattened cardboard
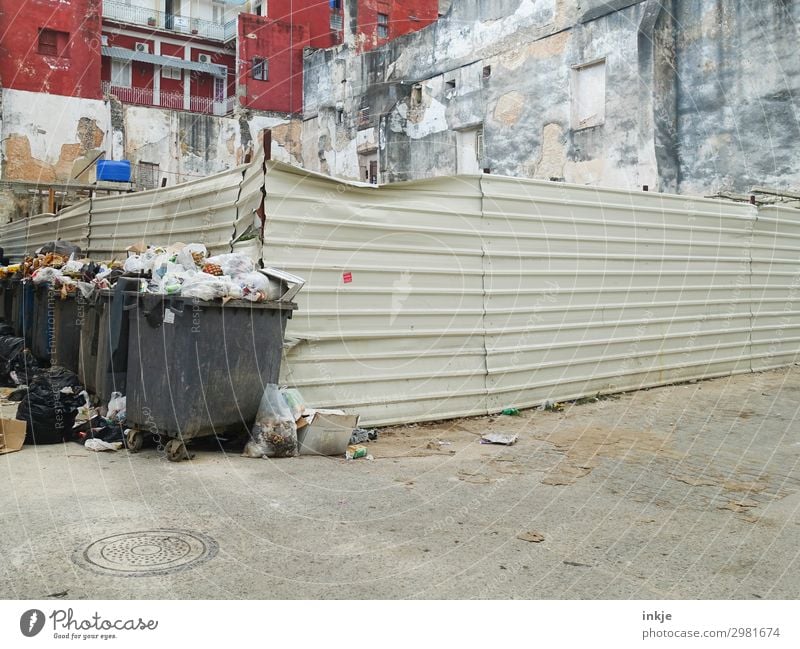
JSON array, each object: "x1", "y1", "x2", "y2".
[
  {"x1": 0, "y1": 418, "x2": 26, "y2": 455},
  {"x1": 297, "y1": 413, "x2": 359, "y2": 456}
]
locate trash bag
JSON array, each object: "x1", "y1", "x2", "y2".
[
  {"x1": 16, "y1": 366, "x2": 85, "y2": 445},
  {"x1": 243, "y1": 384, "x2": 298, "y2": 458},
  {"x1": 176, "y1": 243, "x2": 207, "y2": 270},
  {"x1": 36, "y1": 240, "x2": 82, "y2": 258},
  {"x1": 106, "y1": 392, "x2": 126, "y2": 422},
  {"x1": 205, "y1": 253, "x2": 255, "y2": 278},
  {"x1": 0, "y1": 335, "x2": 38, "y2": 386},
  {"x1": 180, "y1": 272, "x2": 235, "y2": 301},
  {"x1": 0, "y1": 323, "x2": 14, "y2": 336},
  {"x1": 236, "y1": 272, "x2": 270, "y2": 302}
]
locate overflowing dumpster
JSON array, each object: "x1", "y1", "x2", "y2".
[
  {"x1": 0, "y1": 240, "x2": 306, "y2": 461},
  {"x1": 124, "y1": 294, "x2": 296, "y2": 460}
]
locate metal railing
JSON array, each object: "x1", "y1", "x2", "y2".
[
  {"x1": 102, "y1": 0, "x2": 229, "y2": 41},
  {"x1": 102, "y1": 81, "x2": 231, "y2": 116}
]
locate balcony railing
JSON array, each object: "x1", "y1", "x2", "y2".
[
  {"x1": 102, "y1": 81, "x2": 232, "y2": 116},
  {"x1": 102, "y1": 0, "x2": 235, "y2": 42}
]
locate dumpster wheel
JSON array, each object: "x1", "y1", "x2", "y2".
[
  {"x1": 126, "y1": 429, "x2": 144, "y2": 453},
  {"x1": 165, "y1": 439, "x2": 194, "y2": 462}
]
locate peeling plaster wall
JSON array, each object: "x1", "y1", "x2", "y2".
[
  {"x1": 302, "y1": 0, "x2": 800, "y2": 196},
  {"x1": 0, "y1": 88, "x2": 301, "y2": 220},
  {"x1": 0, "y1": 90, "x2": 110, "y2": 183},
  {"x1": 674, "y1": 0, "x2": 800, "y2": 195}
]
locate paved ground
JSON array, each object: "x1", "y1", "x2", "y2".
[{"x1": 1, "y1": 366, "x2": 799, "y2": 599}]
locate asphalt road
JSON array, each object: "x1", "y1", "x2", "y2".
[{"x1": 1, "y1": 366, "x2": 799, "y2": 599}]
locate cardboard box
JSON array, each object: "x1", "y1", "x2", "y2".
[
  {"x1": 0, "y1": 418, "x2": 26, "y2": 455},
  {"x1": 297, "y1": 413, "x2": 359, "y2": 456}
]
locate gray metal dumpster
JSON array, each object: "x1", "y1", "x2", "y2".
[
  {"x1": 78, "y1": 278, "x2": 137, "y2": 400},
  {"x1": 51, "y1": 291, "x2": 86, "y2": 373},
  {"x1": 30, "y1": 284, "x2": 53, "y2": 363},
  {"x1": 124, "y1": 293, "x2": 296, "y2": 460}
]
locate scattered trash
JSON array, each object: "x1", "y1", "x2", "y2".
[
  {"x1": 349, "y1": 427, "x2": 378, "y2": 444},
  {"x1": 297, "y1": 413, "x2": 359, "y2": 456},
  {"x1": 516, "y1": 531, "x2": 545, "y2": 543},
  {"x1": 243, "y1": 384, "x2": 298, "y2": 458},
  {"x1": 501, "y1": 408, "x2": 520, "y2": 416},
  {"x1": 106, "y1": 392, "x2": 126, "y2": 422},
  {"x1": 0, "y1": 418, "x2": 26, "y2": 455},
  {"x1": 426, "y1": 439, "x2": 452, "y2": 449},
  {"x1": 16, "y1": 366, "x2": 85, "y2": 445},
  {"x1": 345, "y1": 444, "x2": 372, "y2": 460},
  {"x1": 84, "y1": 438, "x2": 123, "y2": 452},
  {"x1": 540, "y1": 400, "x2": 564, "y2": 412},
  {"x1": 480, "y1": 433, "x2": 518, "y2": 445}
]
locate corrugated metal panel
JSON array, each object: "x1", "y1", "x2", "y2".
[
  {"x1": 232, "y1": 150, "x2": 265, "y2": 250},
  {"x1": 480, "y1": 176, "x2": 757, "y2": 411},
  {"x1": 2, "y1": 199, "x2": 91, "y2": 260},
  {"x1": 750, "y1": 205, "x2": 800, "y2": 371},
  {"x1": 88, "y1": 165, "x2": 246, "y2": 258},
  {"x1": 263, "y1": 161, "x2": 486, "y2": 425}
]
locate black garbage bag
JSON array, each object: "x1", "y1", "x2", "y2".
[
  {"x1": 0, "y1": 335, "x2": 37, "y2": 386},
  {"x1": 16, "y1": 366, "x2": 85, "y2": 445},
  {"x1": 36, "y1": 240, "x2": 82, "y2": 258},
  {"x1": 0, "y1": 323, "x2": 14, "y2": 336}
]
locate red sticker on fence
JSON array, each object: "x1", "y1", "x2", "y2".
[{"x1": 343, "y1": 272, "x2": 353, "y2": 284}]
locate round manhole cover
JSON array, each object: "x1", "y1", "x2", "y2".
[{"x1": 74, "y1": 530, "x2": 217, "y2": 577}]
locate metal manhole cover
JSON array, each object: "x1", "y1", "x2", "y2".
[{"x1": 74, "y1": 530, "x2": 217, "y2": 577}]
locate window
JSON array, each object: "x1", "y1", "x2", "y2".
[
  {"x1": 253, "y1": 1, "x2": 265, "y2": 16},
  {"x1": 162, "y1": 65, "x2": 182, "y2": 80},
  {"x1": 212, "y1": 0, "x2": 225, "y2": 25},
  {"x1": 330, "y1": 0, "x2": 342, "y2": 8},
  {"x1": 38, "y1": 28, "x2": 68, "y2": 57},
  {"x1": 330, "y1": 13, "x2": 343, "y2": 30},
  {"x1": 252, "y1": 57, "x2": 268, "y2": 81},
  {"x1": 377, "y1": 13, "x2": 389, "y2": 38},
  {"x1": 446, "y1": 79, "x2": 456, "y2": 90},
  {"x1": 482, "y1": 65, "x2": 492, "y2": 80},
  {"x1": 110, "y1": 59, "x2": 132, "y2": 88},
  {"x1": 571, "y1": 59, "x2": 606, "y2": 130},
  {"x1": 136, "y1": 162, "x2": 159, "y2": 190}
]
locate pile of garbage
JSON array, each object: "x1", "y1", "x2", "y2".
[
  {"x1": 0, "y1": 240, "x2": 283, "y2": 303},
  {"x1": 121, "y1": 243, "x2": 280, "y2": 302},
  {"x1": 243, "y1": 386, "x2": 377, "y2": 460}
]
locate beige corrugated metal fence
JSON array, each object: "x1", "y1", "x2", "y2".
[{"x1": 2, "y1": 151, "x2": 799, "y2": 426}]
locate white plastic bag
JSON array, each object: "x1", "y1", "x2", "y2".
[
  {"x1": 236, "y1": 272, "x2": 270, "y2": 302},
  {"x1": 31, "y1": 267, "x2": 64, "y2": 285},
  {"x1": 107, "y1": 392, "x2": 126, "y2": 422},
  {"x1": 180, "y1": 272, "x2": 230, "y2": 301},
  {"x1": 176, "y1": 243, "x2": 207, "y2": 270},
  {"x1": 123, "y1": 255, "x2": 143, "y2": 273},
  {"x1": 62, "y1": 253, "x2": 84, "y2": 276},
  {"x1": 205, "y1": 253, "x2": 255, "y2": 278},
  {"x1": 243, "y1": 384, "x2": 298, "y2": 458}
]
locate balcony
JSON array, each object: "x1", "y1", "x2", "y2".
[
  {"x1": 102, "y1": 0, "x2": 237, "y2": 42},
  {"x1": 102, "y1": 81, "x2": 233, "y2": 116}
]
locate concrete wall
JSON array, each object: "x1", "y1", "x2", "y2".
[
  {"x1": 0, "y1": 0, "x2": 103, "y2": 99},
  {"x1": 301, "y1": 0, "x2": 800, "y2": 196},
  {"x1": 0, "y1": 88, "x2": 302, "y2": 222}
]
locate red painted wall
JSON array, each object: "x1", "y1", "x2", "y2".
[
  {"x1": 269, "y1": 0, "x2": 343, "y2": 49},
  {"x1": 102, "y1": 33, "x2": 156, "y2": 91},
  {"x1": 0, "y1": 0, "x2": 102, "y2": 98},
  {"x1": 237, "y1": 14, "x2": 308, "y2": 113},
  {"x1": 356, "y1": 0, "x2": 438, "y2": 52}
]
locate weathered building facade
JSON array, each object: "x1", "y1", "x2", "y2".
[{"x1": 302, "y1": 0, "x2": 800, "y2": 196}]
